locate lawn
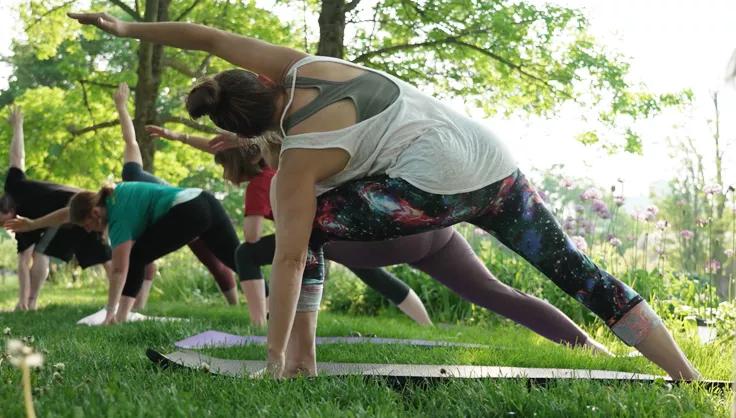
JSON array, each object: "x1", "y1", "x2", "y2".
[{"x1": 0, "y1": 279, "x2": 732, "y2": 417}]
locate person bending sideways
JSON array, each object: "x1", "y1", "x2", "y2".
[
  {"x1": 151, "y1": 125, "x2": 617, "y2": 369},
  {"x1": 112, "y1": 82, "x2": 241, "y2": 307},
  {"x1": 70, "y1": 12, "x2": 699, "y2": 379},
  {"x1": 147, "y1": 124, "x2": 432, "y2": 326},
  {"x1": 10, "y1": 180, "x2": 242, "y2": 324},
  {"x1": 1, "y1": 106, "x2": 112, "y2": 311}
]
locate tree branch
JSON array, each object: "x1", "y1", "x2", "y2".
[
  {"x1": 352, "y1": 34, "x2": 573, "y2": 101},
  {"x1": 110, "y1": 0, "x2": 142, "y2": 21},
  {"x1": 448, "y1": 39, "x2": 573, "y2": 100},
  {"x1": 77, "y1": 80, "x2": 97, "y2": 126},
  {"x1": 26, "y1": 0, "x2": 76, "y2": 30},
  {"x1": 345, "y1": 0, "x2": 362, "y2": 13},
  {"x1": 67, "y1": 120, "x2": 119, "y2": 136},
  {"x1": 175, "y1": 0, "x2": 203, "y2": 21},
  {"x1": 159, "y1": 115, "x2": 218, "y2": 134},
  {"x1": 162, "y1": 56, "x2": 196, "y2": 77},
  {"x1": 78, "y1": 79, "x2": 124, "y2": 89},
  {"x1": 195, "y1": 54, "x2": 213, "y2": 78}
]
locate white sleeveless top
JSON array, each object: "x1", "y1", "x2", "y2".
[{"x1": 279, "y1": 56, "x2": 517, "y2": 196}]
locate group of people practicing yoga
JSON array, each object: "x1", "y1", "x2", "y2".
[{"x1": 0, "y1": 10, "x2": 700, "y2": 380}]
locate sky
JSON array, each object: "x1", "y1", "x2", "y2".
[{"x1": 0, "y1": 0, "x2": 734, "y2": 207}]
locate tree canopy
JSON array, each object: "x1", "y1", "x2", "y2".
[{"x1": 0, "y1": 0, "x2": 688, "y2": 191}]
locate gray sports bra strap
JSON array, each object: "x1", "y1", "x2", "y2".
[{"x1": 283, "y1": 72, "x2": 399, "y2": 132}]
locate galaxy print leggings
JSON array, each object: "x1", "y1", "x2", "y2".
[{"x1": 305, "y1": 169, "x2": 661, "y2": 346}]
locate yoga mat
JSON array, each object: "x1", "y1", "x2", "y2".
[
  {"x1": 146, "y1": 349, "x2": 730, "y2": 389},
  {"x1": 174, "y1": 330, "x2": 489, "y2": 349},
  {"x1": 77, "y1": 308, "x2": 181, "y2": 326}
]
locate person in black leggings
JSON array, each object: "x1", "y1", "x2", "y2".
[
  {"x1": 112, "y1": 82, "x2": 239, "y2": 307},
  {"x1": 67, "y1": 181, "x2": 239, "y2": 324}
]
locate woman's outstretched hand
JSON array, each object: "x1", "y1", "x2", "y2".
[
  {"x1": 113, "y1": 82, "x2": 129, "y2": 106},
  {"x1": 4, "y1": 216, "x2": 35, "y2": 233},
  {"x1": 208, "y1": 132, "x2": 243, "y2": 152},
  {"x1": 145, "y1": 125, "x2": 179, "y2": 141},
  {"x1": 67, "y1": 12, "x2": 127, "y2": 37}
]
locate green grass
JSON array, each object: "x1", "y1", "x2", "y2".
[{"x1": 0, "y1": 279, "x2": 733, "y2": 417}]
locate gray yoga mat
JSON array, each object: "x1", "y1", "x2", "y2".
[
  {"x1": 174, "y1": 330, "x2": 489, "y2": 349},
  {"x1": 145, "y1": 349, "x2": 730, "y2": 389}
]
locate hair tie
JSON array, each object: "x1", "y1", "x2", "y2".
[{"x1": 257, "y1": 74, "x2": 275, "y2": 87}]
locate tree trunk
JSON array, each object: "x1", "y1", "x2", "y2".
[
  {"x1": 133, "y1": 0, "x2": 170, "y2": 172},
  {"x1": 317, "y1": 0, "x2": 346, "y2": 58}
]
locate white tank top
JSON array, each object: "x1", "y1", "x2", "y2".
[{"x1": 279, "y1": 56, "x2": 517, "y2": 196}]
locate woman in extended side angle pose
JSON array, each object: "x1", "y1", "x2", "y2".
[
  {"x1": 1, "y1": 106, "x2": 113, "y2": 311},
  {"x1": 150, "y1": 124, "x2": 620, "y2": 368},
  {"x1": 146, "y1": 123, "x2": 433, "y2": 326},
  {"x1": 69, "y1": 12, "x2": 699, "y2": 379}
]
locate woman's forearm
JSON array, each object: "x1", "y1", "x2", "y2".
[
  {"x1": 116, "y1": 103, "x2": 136, "y2": 146},
  {"x1": 181, "y1": 134, "x2": 213, "y2": 154},
  {"x1": 122, "y1": 21, "x2": 221, "y2": 53},
  {"x1": 107, "y1": 271, "x2": 126, "y2": 312},
  {"x1": 267, "y1": 258, "x2": 304, "y2": 359},
  {"x1": 32, "y1": 208, "x2": 70, "y2": 230},
  {"x1": 9, "y1": 115, "x2": 24, "y2": 170}
]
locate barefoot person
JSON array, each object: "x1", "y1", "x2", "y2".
[
  {"x1": 147, "y1": 124, "x2": 432, "y2": 326},
  {"x1": 1, "y1": 106, "x2": 112, "y2": 311},
  {"x1": 112, "y1": 83, "x2": 241, "y2": 308},
  {"x1": 62, "y1": 180, "x2": 241, "y2": 324},
  {"x1": 69, "y1": 12, "x2": 699, "y2": 379},
  {"x1": 149, "y1": 126, "x2": 616, "y2": 367}
]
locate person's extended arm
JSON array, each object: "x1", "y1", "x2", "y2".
[
  {"x1": 266, "y1": 165, "x2": 316, "y2": 377},
  {"x1": 67, "y1": 12, "x2": 306, "y2": 81},
  {"x1": 105, "y1": 240, "x2": 132, "y2": 324},
  {"x1": 4, "y1": 208, "x2": 70, "y2": 233},
  {"x1": 8, "y1": 105, "x2": 24, "y2": 170},
  {"x1": 114, "y1": 83, "x2": 142, "y2": 165},
  {"x1": 145, "y1": 125, "x2": 213, "y2": 154}
]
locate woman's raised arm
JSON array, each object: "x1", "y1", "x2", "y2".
[{"x1": 67, "y1": 12, "x2": 306, "y2": 81}]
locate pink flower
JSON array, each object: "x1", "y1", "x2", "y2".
[
  {"x1": 646, "y1": 205, "x2": 659, "y2": 216},
  {"x1": 706, "y1": 259, "x2": 721, "y2": 273},
  {"x1": 655, "y1": 220, "x2": 669, "y2": 230},
  {"x1": 563, "y1": 218, "x2": 575, "y2": 232},
  {"x1": 613, "y1": 196, "x2": 625, "y2": 207},
  {"x1": 591, "y1": 199, "x2": 607, "y2": 212},
  {"x1": 571, "y1": 236, "x2": 588, "y2": 252},
  {"x1": 560, "y1": 178, "x2": 575, "y2": 189},
  {"x1": 725, "y1": 249, "x2": 734, "y2": 258},
  {"x1": 608, "y1": 237, "x2": 622, "y2": 247},
  {"x1": 680, "y1": 230, "x2": 694, "y2": 240},
  {"x1": 704, "y1": 184, "x2": 721, "y2": 196},
  {"x1": 580, "y1": 188, "x2": 601, "y2": 201},
  {"x1": 575, "y1": 204, "x2": 585, "y2": 213}
]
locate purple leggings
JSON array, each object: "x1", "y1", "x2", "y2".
[{"x1": 326, "y1": 229, "x2": 590, "y2": 347}]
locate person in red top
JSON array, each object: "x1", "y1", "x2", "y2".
[{"x1": 147, "y1": 126, "x2": 433, "y2": 327}]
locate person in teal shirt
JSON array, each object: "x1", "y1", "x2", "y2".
[{"x1": 68, "y1": 181, "x2": 240, "y2": 324}]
